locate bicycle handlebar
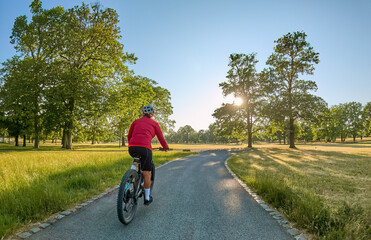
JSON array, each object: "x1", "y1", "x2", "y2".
[{"x1": 155, "y1": 147, "x2": 171, "y2": 152}]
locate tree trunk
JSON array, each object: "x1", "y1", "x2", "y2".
[
  {"x1": 33, "y1": 97, "x2": 40, "y2": 148},
  {"x1": 62, "y1": 128, "x2": 66, "y2": 148},
  {"x1": 122, "y1": 136, "x2": 126, "y2": 146},
  {"x1": 15, "y1": 135, "x2": 19, "y2": 146},
  {"x1": 65, "y1": 98, "x2": 75, "y2": 150},
  {"x1": 28, "y1": 136, "x2": 31, "y2": 143},
  {"x1": 247, "y1": 113, "x2": 252, "y2": 148},
  {"x1": 92, "y1": 132, "x2": 95, "y2": 144},
  {"x1": 289, "y1": 117, "x2": 295, "y2": 148},
  {"x1": 353, "y1": 135, "x2": 356, "y2": 142},
  {"x1": 34, "y1": 132, "x2": 39, "y2": 148},
  {"x1": 23, "y1": 135, "x2": 26, "y2": 147},
  {"x1": 65, "y1": 120, "x2": 73, "y2": 149},
  {"x1": 33, "y1": 114, "x2": 40, "y2": 149},
  {"x1": 66, "y1": 129, "x2": 73, "y2": 149}
]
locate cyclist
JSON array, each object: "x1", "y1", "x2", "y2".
[{"x1": 127, "y1": 105, "x2": 169, "y2": 205}]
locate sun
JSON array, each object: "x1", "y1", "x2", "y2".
[{"x1": 234, "y1": 97, "x2": 243, "y2": 106}]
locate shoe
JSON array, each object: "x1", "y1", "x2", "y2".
[{"x1": 144, "y1": 196, "x2": 153, "y2": 206}]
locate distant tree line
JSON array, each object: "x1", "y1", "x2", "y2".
[
  {"x1": 211, "y1": 31, "x2": 370, "y2": 147},
  {"x1": 164, "y1": 124, "x2": 230, "y2": 144},
  {"x1": 168, "y1": 100, "x2": 370, "y2": 145},
  {"x1": 0, "y1": 1, "x2": 174, "y2": 149}
]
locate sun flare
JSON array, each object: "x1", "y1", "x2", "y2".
[{"x1": 234, "y1": 97, "x2": 243, "y2": 106}]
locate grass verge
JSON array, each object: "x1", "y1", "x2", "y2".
[
  {"x1": 0, "y1": 148, "x2": 195, "y2": 238},
  {"x1": 228, "y1": 143, "x2": 371, "y2": 239}
]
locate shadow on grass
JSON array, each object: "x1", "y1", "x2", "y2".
[
  {"x1": 305, "y1": 142, "x2": 371, "y2": 148},
  {"x1": 230, "y1": 147, "x2": 371, "y2": 239}
]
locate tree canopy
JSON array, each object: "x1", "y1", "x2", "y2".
[{"x1": 0, "y1": 0, "x2": 174, "y2": 148}]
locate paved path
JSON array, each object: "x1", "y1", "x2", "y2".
[{"x1": 29, "y1": 150, "x2": 292, "y2": 240}]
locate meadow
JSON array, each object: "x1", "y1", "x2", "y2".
[
  {"x1": 1, "y1": 140, "x2": 369, "y2": 239},
  {"x1": 0, "y1": 143, "x2": 195, "y2": 239},
  {"x1": 228, "y1": 141, "x2": 371, "y2": 239}
]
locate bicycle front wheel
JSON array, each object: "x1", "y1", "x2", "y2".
[{"x1": 117, "y1": 169, "x2": 139, "y2": 225}]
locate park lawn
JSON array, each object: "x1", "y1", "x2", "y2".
[
  {"x1": 152, "y1": 143, "x2": 249, "y2": 151},
  {"x1": 0, "y1": 147, "x2": 195, "y2": 239},
  {"x1": 0, "y1": 142, "x2": 127, "y2": 151},
  {"x1": 228, "y1": 142, "x2": 371, "y2": 239},
  {"x1": 0, "y1": 142, "x2": 249, "y2": 152}
]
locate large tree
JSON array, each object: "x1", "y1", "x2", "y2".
[
  {"x1": 344, "y1": 102, "x2": 363, "y2": 142},
  {"x1": 48, "y1": 2, "x2": 135, "y2": 149},
  {"x1": 363, "y1": 102, "x2": 371, "y2": 137},
  {"x1": 266, "y1": 31, "x2": 326, "y2": 148},
  {"x1": 2, "y1": 0, "x2": 177, "y2": 148},
  {"x1": 9, "y1": 1, "x2": 64, "y2": 148},
  {"x1": 214, "y1": 53, "x2": 265, "y2": 147},
  {"x1": 109, "y1": 75, "x2": 173, "y2": 146}
]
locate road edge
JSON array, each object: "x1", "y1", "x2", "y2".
[{"x1": 224, "y1": 154, "x2": 308, "y2": 240}]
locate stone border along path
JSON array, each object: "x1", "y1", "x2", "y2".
[
  {"x1": 9, "y1": 151, "x2": 308, "y2": 240},
  {"x1": 224, "y1": 154, "x2": 308, "y2": 240},
  {"x1": 9, "y1": 155, "x2": 190, "y2": 240},
  {"x1": 10, "y1": 185, "x2": 120, "y2": 240}
]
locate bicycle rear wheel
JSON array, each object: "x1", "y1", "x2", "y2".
[
  {"x1": 117, "y1": 169, "x2": 139, "y2": 224},
  {"x1": 150, "y1": 162, "x2": 155, "y2": 191}
]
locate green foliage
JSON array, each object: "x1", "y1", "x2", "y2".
[
  {"x1": 109, "y1": 75, "x2": 174, "y2": 146},
  {"x1": 313, "y1": 102, "x2": 365, "y2": 142},
  {"x1": 165, "y1": 123, "x2": 223, "y2": 144},
  {"x1": 1, "y1": 1, "x2": 174, "y2": 148},
  {"x1": 214, "y1": 53, "x2": 266, "y2": 147},
  {"x1": 344, "y1": 102, "x2": 363, "y2": 141},
  {"x1": 213, "y1": 103, "x2": 248, "y2": 142},
  {"x1": 363, "y1": 102, "x2": 371, "y2": 137},
  {"x1": 266, "y1": 31, "x2": 326, "y2": 148}
]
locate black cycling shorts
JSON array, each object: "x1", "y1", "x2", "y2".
[{"x1": 128, "y1": 146, "x2": 153, "y2": 171}]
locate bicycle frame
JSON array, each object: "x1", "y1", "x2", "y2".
[{"x1": 133, "y1": 157, "x2": 144, "y2": 201}]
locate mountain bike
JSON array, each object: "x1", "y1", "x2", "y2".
[{"x1": 117, "y1": 149, "x2": 161, "y2": 225}]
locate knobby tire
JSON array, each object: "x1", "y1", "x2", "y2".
[{"x1": 117, "y1": 169, "x2": 139, "y2": 225}]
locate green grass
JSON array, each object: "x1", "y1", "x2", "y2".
[
  {"x1": 0, "y1": 146, "x2": 195, "y2": 238},
  {"x1": 228, "y1": 143, "x2": 371, "y2": 239}
]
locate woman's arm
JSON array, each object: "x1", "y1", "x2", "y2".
[{"x1": 155, "y1": 123, "x2": 169, "y2": 149}]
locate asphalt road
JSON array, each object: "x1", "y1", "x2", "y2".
[{"x1": 29, "y1": 150, "x2": 292, "y2": 240}]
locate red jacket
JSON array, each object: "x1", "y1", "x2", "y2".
[{"x1": 127, "y1": 116, "x2": 169, "y2": 150}]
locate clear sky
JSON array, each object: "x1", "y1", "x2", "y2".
[{"x1": 1, "y1": 0, "x2": 370, "y2": 131}]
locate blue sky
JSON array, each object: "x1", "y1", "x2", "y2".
[{"x1": 1, "y1": 0, "x2": 370, "y2": 130}]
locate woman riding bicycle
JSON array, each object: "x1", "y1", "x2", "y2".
[{"x1": 127, "y1": 105, "x2": 169, "y2": 205}]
